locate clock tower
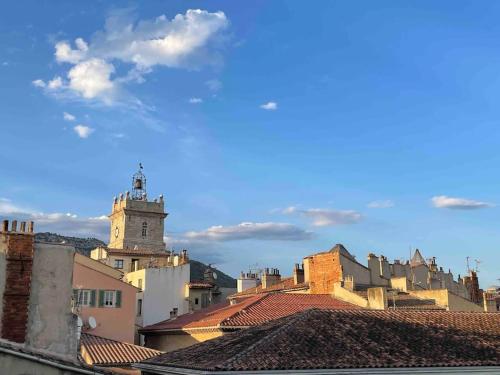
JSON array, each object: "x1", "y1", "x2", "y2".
[{"x1": 108, "y1": 165, "x2": 167, "y2": 251}]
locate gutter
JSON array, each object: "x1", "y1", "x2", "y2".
[
  {"x1": 0, "y1": 346, "x2": 106, "y2": 374},
  {"x1": 134, "y1": 364, "x2": 500, "y2": 375}
]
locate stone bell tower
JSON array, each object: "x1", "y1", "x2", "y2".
[{"x1": 108, "y1": 164, "x2": 167, "y2": 251}]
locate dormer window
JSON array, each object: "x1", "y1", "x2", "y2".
[{"x1": 142, "y1": 222, "x2": 147, "y2": 238}]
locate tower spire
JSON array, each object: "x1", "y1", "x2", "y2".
[{"x1": 132, "y1": 163, "x2": 147, "y2": 200}]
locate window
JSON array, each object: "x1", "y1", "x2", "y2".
[
  {"x1": 98, "y1": 290, "x2": 122, "y2": 308},
  {"x1": 194, "y1": 297, "x2": 199, "y2": 305},
  {"x1": 104, "y1": 290, "x2": 115, "y2": 307},
  {"x1": 137, "y1": 299, "x2": 142, "y2": 316},
  {"x1": 114, "y1": 259, "x2": 124, "y2": 269},
  {"x1": 73, "y1": 289, "x2": 96, "y2": 307},
  {"x1": 142, "y1": 222, "x2": 147, "y2": 238},
  {"x1": 138, "y1": 278, "x2": 143, "y2": 291}
]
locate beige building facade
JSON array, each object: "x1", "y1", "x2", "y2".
[{"x1": 72, "y1": 253, "x2": 138, "y2": 344}]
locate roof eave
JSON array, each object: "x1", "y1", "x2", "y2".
[{"x1": 133, "y1": 364, "x2": 500, "y2": 375}]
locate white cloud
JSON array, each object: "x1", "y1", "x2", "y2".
[
  {"x1": 36, "y1": 9, "x2": 229, "y2": 106},
  {"x1": 367, "y1": 200, "x2": 394, "y2": 209},
  {"x1": 63, "y1": 112, "x2": 76, "y2": 121},
  {"x1": 189, "y1": 97, "x2": 203, "y2": 104},
  {"x1": 73, "y1": 124, "x2": 94, "y2": 138},
  {"x1": 47, "y1": 76, "x2": 63, "y2": 89},
  {"x1": 68, "y1": 58, "x2": 116, "y2": 101},
  {"x1": 184, "y1": 222, "x2": 313, "y2": 241},
  {"x1": 32, "y1": 79, "x2": 46, "y2": 88},
  {"x1": 55, "y1": 38, "x2": 89, "y2": 64},
  {"x1": 260, "y1": 101, "x2": 277, "y2": 111},
  {"x1": 205, "y1": 79, "x2": 222, "y2": 92},
  {"x1": 283, "y1": 206, "x2": 362, "y2": 226},
  {"x1": 0, "y1": 199, "x2": 108, "y2": 238},
  {"x1": 431, "y1": 195, "x2": 493, "y2": 210}
]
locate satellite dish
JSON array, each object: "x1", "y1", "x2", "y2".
[
  {"x1": 88, "y1": 316, "x2": 97, "y2": 329},
  {"x1": 213, "y1": 272, "x2": 218, "y2": 280}
]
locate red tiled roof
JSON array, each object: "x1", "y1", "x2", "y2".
[
  {"x1": 188, "y1": 281, "x2": 214, "y2": 289},
  {"x1": 140, "y1": 309, "x2": 500, "y2": 372},
  {"x1": 106, "y1": 247, "x2": 170, "y2": 257},
  {"x1": 230, "y1": 276, "x2": 308, "y2": 298},
  {"x1": 81, "y1": 333, "x2": 161, "y2": 366},
  {"x1": 140, "y1": 293, "x2": 358, "y2": 333}
]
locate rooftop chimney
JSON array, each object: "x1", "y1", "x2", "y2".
[
  {"x1": 0, "y1": 219, "x2": 35, "y2": 343},
  {"x1": 261, "y1": 268, "x2": 281, "y2": 289},
  {"x1": 293, "y1": 263, "x2": 304, "y2": 285}
]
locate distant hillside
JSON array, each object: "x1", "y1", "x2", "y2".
[
  {"x1": 34, "y1": 232, "x2": 236, "y2": 288},
  {"x1": 35, "y1": 232, "x2": 105, "y2": 255},
  {"x1": 189, "y1": 259, "x2": 236, "y2": 288}
]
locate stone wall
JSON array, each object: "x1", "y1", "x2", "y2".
[{"x1": 27, "y1": 243, "x2": 77, "y2": 356}]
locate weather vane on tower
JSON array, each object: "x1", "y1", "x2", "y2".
[{"x1": 132, "y1": 163, "x2": 147, "y2": 200}]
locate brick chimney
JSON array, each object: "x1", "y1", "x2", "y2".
[
  {"x1": 293, "y1": 263, "x2": 304, "y2": 285},
  {"x1": 0, "y1": 220, "x2": 35, "y2": 343},
  {"x1": 261, "y1": 268, "x2": 281, "y2": 289}
]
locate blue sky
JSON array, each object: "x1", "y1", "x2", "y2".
[{"x1": 1, "y1": 1, "x2": 499, "y2": 287}]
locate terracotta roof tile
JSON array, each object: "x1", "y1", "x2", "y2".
[
  {"x1": 187, "y1": 281, "x2": 214, "y2": 289},
  {"x1": 106, "y1": 247, "x2": 170, "y2": 257},
  {"x1": 81, "y1": 333, "x2": 161, "y2": 366},
  {"x1": 140, "y1": 293, "x2": 358, "y2": 333},
  {"x1": 140, "y1": 309, "x2": 500, "y2": 372}
]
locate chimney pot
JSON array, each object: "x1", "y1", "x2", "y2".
[
  {"x1": 20, "y1": 222, "x2": 26, "y2": 232},
  {"x1": 11, "y1": 220, "x2": 17, "y2": 232},
  {"x1": 2, "y1": 220, "x2": 8, "y2": 232},
  {"x1": 28, "y1": 221, "x2": 34, "y2": 233}
]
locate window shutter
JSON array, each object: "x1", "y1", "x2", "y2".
[
  {"x1": 98, "y1": 290, "x2": 104, "y2": 307},
  {"x1": 90, "y1": 290, "x2": 96, "y2": 307},
  {"x1": 115, "y1": 290, "x2": 122, "y2": 308}
]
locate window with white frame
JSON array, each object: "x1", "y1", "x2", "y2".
[
  {"x1": 78, "y1": 289, "x2": 91, "y2": 307},
  {"x1": 104, "y1": 290, "x2": 115, "y2": 307}
]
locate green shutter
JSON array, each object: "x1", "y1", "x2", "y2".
[
  {"x1": 90, "y1": 290, "x2": 96, "y2": 307},
  {"x1": 98, "y1": 290, "x2": 104, "y2": 307},
  {"x1": 115, "y1": 290, "x2": 122, "y2": 308}
]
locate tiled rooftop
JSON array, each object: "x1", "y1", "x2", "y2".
[
  {"x1": 187, "y1": 281, "x2": 214, "y2": 289},
  {"x1": 140, "y1": 309, "x2": 500, "y2": 372},
  {"x1": 0, "y1": 338, "x2": 111, "y2": 374},
  {"x1": 105, "y1": 247, "x2": 171, "y2": 257},
  {"x1": 80, "y1": 333, "x2": 161, "y2": 366},
  {"x1": 140, "y1": 293, "x2": 358, "y2": 333},
  {"x1": 230, "y1": 276, "x2": 308, "y2": 298}
]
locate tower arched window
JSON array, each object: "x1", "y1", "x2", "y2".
[{"x1": 142, "y1": 222, "x2": 147, "y2": 238}]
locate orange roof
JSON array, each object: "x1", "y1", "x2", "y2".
[
  {"x1": 187, "y1": 281, "x2": 214, "y2": 289},
  {"x1": 105, "y1": 247, "x2": 171, "y2": 257},
  {"x1": 81, "y1": 333, "x2": 161, "y2": 366},
  {"x1": 230, "y1": 276, "x2": 308, "y2": 299},
  {"x1": 140, "y1": 293, "x2": 359, "y2": 333}
]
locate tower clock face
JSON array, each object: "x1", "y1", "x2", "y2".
[{"x1": 114, "y1": 226, "x2": 119, "y2": 238}]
